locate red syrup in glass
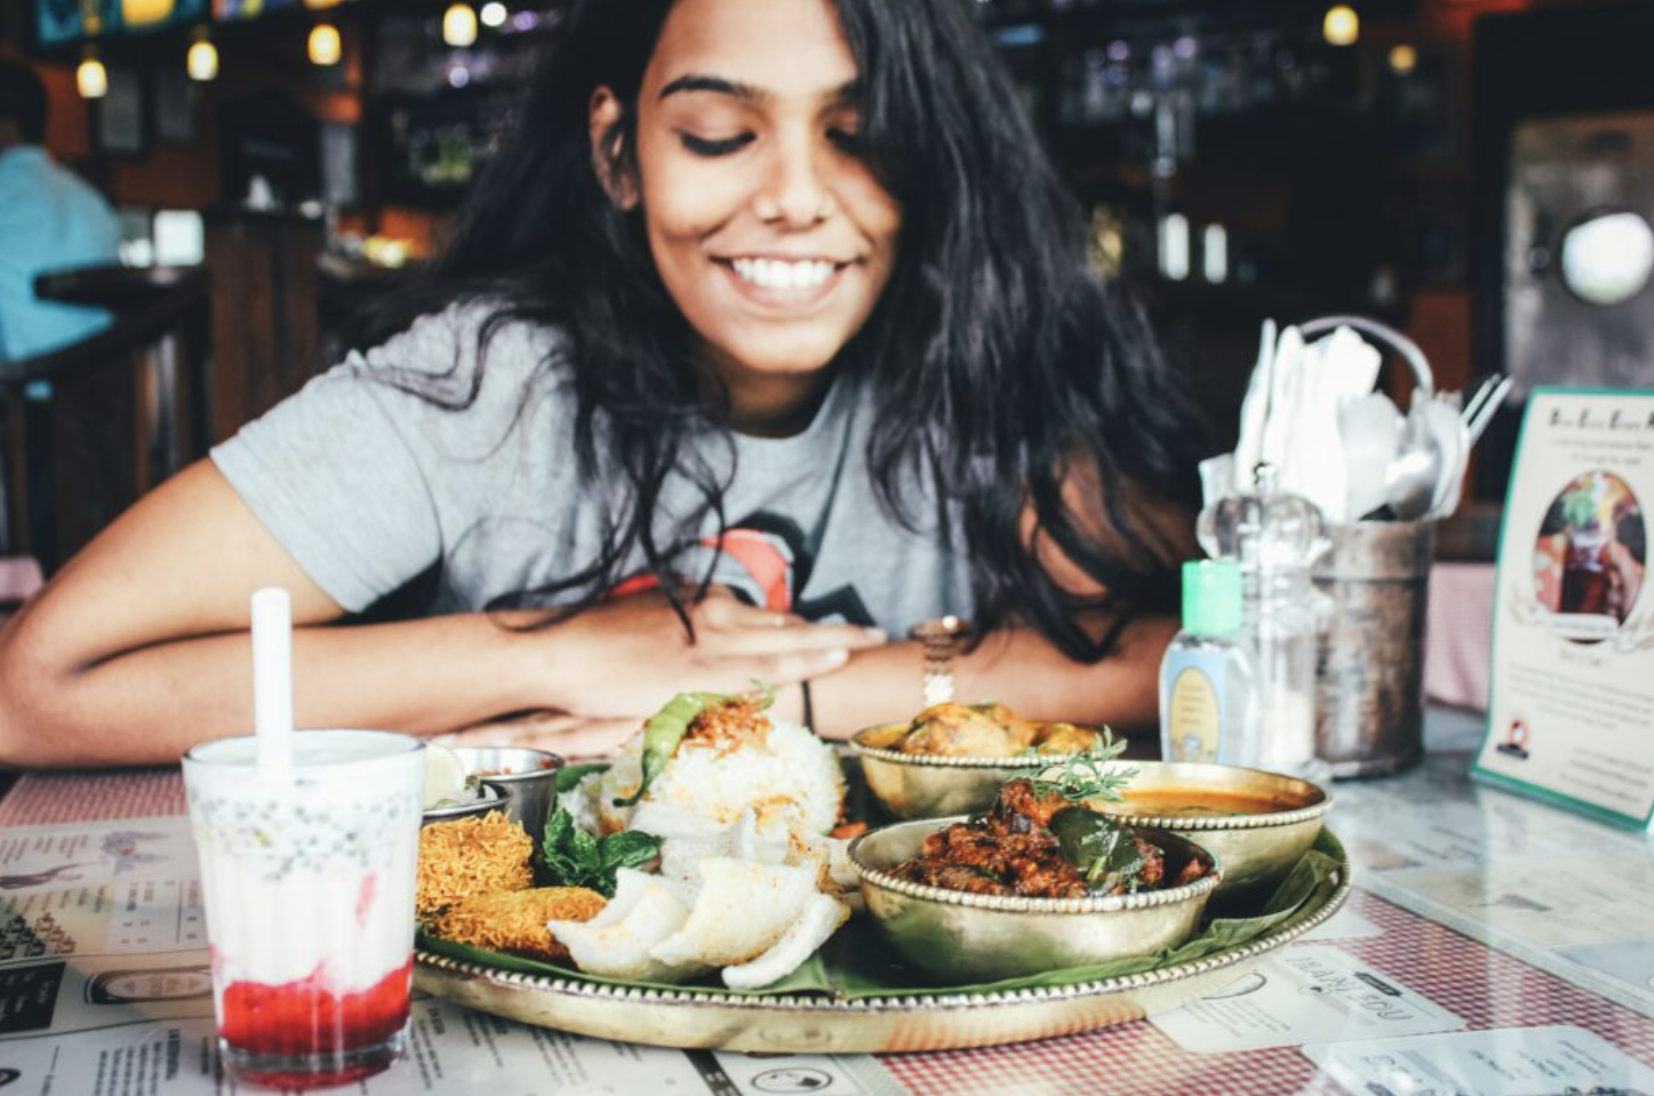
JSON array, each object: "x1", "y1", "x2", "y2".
[{"x1": 219, "y1": 958, "x2": 412, "y2": 1090}]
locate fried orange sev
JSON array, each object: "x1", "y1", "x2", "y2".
[
  {"x1": 417, "y1": 811, "x2": 534, "y2": 919},
  {"x1": 683, "y1": 696, "x2": 771, "y2": 753},
  {"x1": 429, "y1": 887, "x2": 607, "y2": 964}
]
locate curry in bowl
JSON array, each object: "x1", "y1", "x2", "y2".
[{"x1": 892, "y1": 777, "x2": 1211, "y2": 900}]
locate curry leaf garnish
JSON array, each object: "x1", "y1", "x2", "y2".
[
  {"x1": 1028, "y1": 730, "x2": 1135, "y2": 803},
  {"x1": 541, "y1": 805, "x2": 661, "y2": 899},
  {"x1": 1049, "y1": 807, "x2": 1147, "y2": 894}
]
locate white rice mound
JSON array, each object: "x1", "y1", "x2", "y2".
[{"x1": 599, "y1": 718, "x2": 845, "y2": 841}]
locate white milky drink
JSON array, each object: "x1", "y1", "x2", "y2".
[{"x1": 182, "y1": 730, "x2": 424, "y2": 1091}]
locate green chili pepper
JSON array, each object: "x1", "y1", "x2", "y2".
[
  {"x1": 611, "y1": 683, "x2": 775, "y2": 808},
  {"x1": 612, "y1": 691, "x2": 724, "y2": 807}
]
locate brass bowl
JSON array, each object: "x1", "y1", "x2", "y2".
[
  {"x1": 1091, "y1": 762, "x2": 1331, "y2": 906},
  {"x1": 849, "y1": 723, "x2": 1090, "y2": 820},
  {"x1": 847, "y1": 816, "x2": 1220, "y2": 984}
]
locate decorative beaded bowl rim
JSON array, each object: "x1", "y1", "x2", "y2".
[
  {"x1": 1107, "y1": 791, "x2": 1334, "y2": 833},
  {"x1": 848, "y1": 817, "x2": 1221, "y2": 913},
  {"x1": 848, "y1": 724, "x2": 1099, "y2": 769}
]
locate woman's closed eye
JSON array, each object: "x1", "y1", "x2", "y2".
[
  {"x1": 826, "y1": 127, "x2": 864, "y2": 155},
  {"x1": 679, "y1": 131, "x2": 755, "y2": 157}
]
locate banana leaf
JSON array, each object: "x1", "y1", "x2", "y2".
[{"x1": 418, "y1": 828, "x2": 1347, "y2": 999}]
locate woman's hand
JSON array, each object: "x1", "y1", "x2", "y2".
[
  {"x1": 530, "y1": 587, "x2": 885, "y2": 723},
  {"x1": 435, "y1": 712, "x2": 642, "y2": 759}
]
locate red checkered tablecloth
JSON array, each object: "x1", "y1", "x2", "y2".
[
  {"x1": 880, "y1": 889, "x2": 1654, "y2": 1096},
  {"x1": 0, "y1": 766, "x2": 184, "y2": 827},
  {"x1": 1425, "y1": 562, "x2": 1497, "y2": 712}
]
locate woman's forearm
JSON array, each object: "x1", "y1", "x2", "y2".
[
  {"x1": 0, "y1": 612, "x2": 534, "y2": 768},
  {"x1": 805, "y1": 614, "x2": 1178, "y2": 740}
]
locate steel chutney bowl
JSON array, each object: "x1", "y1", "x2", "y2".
[
  {"x1": 847, "y1": 816, "x2": 1220, "y2": 983},
  {"x1": 452, "y1": 746, "x2": 564, "y2": 847}
]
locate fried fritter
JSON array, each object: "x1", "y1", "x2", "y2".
[
  {"x1": 897, "y1": 702, "x2": 1097, "y2": 757},
  {"x1": 899, "y1": 702, "x2": 1035, "y2": 757},
  {"x1": 1034, "y1": 721, "x2": 1100, "y2": 754},
  {"x1": 429, "y1": 886, "x2": 608, "y2": 964},
  {"x1": 417, "y1": 811, "x2": 534, "y2": 919}
]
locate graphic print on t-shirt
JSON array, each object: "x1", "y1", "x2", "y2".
[{"x1": 609, "y1": 511, "x2": 874, "y2": 627}]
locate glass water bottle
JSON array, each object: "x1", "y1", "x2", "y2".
[{"x1": 1199, "y1": 465, "x2": 1330, "y2": 779}]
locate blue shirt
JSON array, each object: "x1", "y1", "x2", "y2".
[{"x1": 0, "y1": 146, "x2": 122, "y2": 363}]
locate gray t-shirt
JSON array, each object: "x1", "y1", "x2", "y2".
[{"x1": 211, "y1": 304, "x2": 973, "y2": 634}]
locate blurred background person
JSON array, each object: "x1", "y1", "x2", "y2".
[{"x1": 0, "y1": 57, "x2": 120, "y2": 364}]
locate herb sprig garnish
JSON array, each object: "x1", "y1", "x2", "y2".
[
  {"x1": 1029, "y1": 730, "x2": 1136, "y2": 803},
  {"x1": 541, "y1": 805, "x2": 661, "y2": 899}
]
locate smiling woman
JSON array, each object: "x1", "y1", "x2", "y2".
[
  {"x1": 0, "y1": 0, "x2": 1205, "y2": 768},
  {"x1": 610, "y1": 0, "x2": 902, "y2": 431}
]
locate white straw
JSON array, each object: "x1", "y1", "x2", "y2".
[{"x1": 251, "y1": 587, "x2": 294, "y2": 777}]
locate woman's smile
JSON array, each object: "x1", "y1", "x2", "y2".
[{"x1": 714, "y1": 255, "x2": 852, "y2": 312}]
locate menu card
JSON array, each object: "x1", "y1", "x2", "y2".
[{"x1": 1474, "y1": 387, "x2": 1654, "y2": 830}]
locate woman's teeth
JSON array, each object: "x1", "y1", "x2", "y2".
[{"x1": 730, "y1": 258, "x2": 836, "y2": 290}]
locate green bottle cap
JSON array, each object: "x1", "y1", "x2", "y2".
[{"x1": 1182, "y1": 559, "x2": 1243, "y2": 636}]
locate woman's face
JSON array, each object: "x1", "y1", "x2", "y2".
[{"x1": 600, "y1": 0, "x2": 902, "y2": 422}]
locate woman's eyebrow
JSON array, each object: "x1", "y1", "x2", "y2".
[
  {"x1": 659, "y1": 74, "x2": 764, "y2": 101},
  {"x1": 658, "y1": 75, "x2": 861, "y2": 105}
]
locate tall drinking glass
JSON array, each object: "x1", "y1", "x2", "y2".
[{"x1": 182, "y1": 730, "x2": 425, "y2": 1090}]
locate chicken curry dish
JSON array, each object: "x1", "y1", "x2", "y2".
[{"x1": 892, "y1": 778, "x2": 1212, "y2": 900}]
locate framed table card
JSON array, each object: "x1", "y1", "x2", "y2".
[{"x1": 1474, "y1": 387, "x2": 1654, "y2": 830}]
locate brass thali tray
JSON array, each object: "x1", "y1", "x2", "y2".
[{"x1": 413, "y1": 835, "x2": 1351, "y2": 1054}]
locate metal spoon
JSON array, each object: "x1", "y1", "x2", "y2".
[
  {"x1": 1339, "y1": 392, "x2": 1403, "y2": 521},
  {"x1": 1384, "y1": 403, "x2": 1445, "y2": 521}
]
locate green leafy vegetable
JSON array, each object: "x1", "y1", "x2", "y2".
[
  {"x1": 611, "y1": 684, "x2": 775, "y2": 808},
  {"x1": 541, "y1": 805, "x2": 662, "y2": 898},
  {"x1": 555, "y1": 761, "x2": 609, "y2": 795},
  {"x1": 1028, "y1": 730, "x2": 1135, "y2": 803},
  {"x1": 1049, "y1": 807, "x2": 1146, "y2": 893}
]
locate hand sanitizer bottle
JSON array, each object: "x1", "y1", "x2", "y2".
[{"x1": 1160, "y1": 560, "x2": 1259, "y2": 766}]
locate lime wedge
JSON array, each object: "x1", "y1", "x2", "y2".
[{"x1": 423, "y1": 744, "x2": 472, "y2": 808}]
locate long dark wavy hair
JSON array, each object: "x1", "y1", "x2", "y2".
[{"x1": 368, "y1": 0, "x2": 1206, "y2": 661}]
